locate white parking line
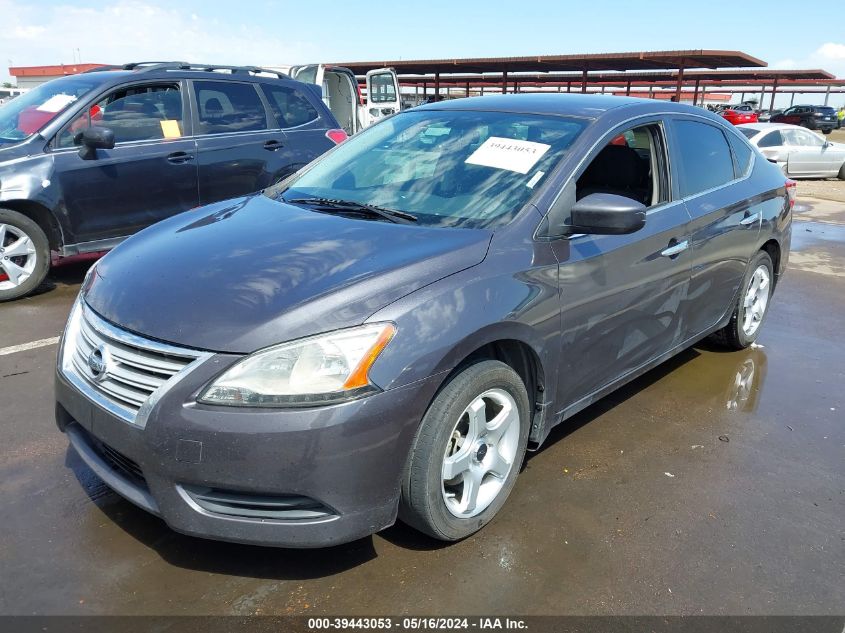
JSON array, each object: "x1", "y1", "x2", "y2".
[{"x1": 0, "y1": 337, "x2": 60, "y2": 356}]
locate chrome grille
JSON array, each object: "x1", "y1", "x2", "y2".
[{"x1": 60, "y1": 299, "x2": 211, "y2": 426}]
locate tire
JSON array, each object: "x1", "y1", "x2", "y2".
[
  {"x1": 839, "y1": 162, "x2": 845, "y2": 181},
  {"x1": 709, "y1": 250, "x2": 774, "y2": 350},
  {"x1": 0, "y1": 208, "x2": 50, "y2": 302},
  {"x1": 822, "y1": 129, "x2": 832, "y2": 135},
  {"x1": 399, "y1": 360, "x2": 530, "y2": 541}
]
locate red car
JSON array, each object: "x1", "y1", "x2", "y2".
[{"x1": 720, "y1": 106, "x2": 759, "y2": 125}]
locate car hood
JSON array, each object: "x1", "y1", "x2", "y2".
[{"x1": 84, "y1": 194, "x2": 492, "y2": 353}]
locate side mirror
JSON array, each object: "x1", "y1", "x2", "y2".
[
  {"x1": 823, "y1": 141, "x2": 832, "y2": 149},
  {"x1": 78, "y1": 126, "x2": 115, "y2": 160},
  {"x1": 567, "y1": 193, "x2": 646, "y2": 235}
]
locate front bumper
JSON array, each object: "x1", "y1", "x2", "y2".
[{"x1": 56, "y1": 358, "x2": 443, "y2": 548}]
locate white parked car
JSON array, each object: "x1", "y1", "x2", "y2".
[{"x1": 738, "y1": 123, "x2": 845, "y2": 179}]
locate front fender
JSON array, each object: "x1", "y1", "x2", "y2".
[{"x1": 366, "y1": 251, "x2": 560, "y2": 414}]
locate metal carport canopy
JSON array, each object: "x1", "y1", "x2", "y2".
[
  {"x1": 332, "y1": 49, "x2": 767, "y2": 75},
  {"x1": 391, "y1": 69, "x2": 834, "y2": 86}
]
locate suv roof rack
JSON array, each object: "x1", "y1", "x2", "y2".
[{"x1": 119, "y1": 61, "x2": 289, "y2": 79}]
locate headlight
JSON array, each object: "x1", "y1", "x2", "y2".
[{"x1": 199, "y1": 323, "x2": 395, "y2": 407}]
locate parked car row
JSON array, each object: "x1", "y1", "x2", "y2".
[
  {"x1": 0, "y1": 62, "x2": 348, "y2": 301},
  {"x1": 716, "y1": 102, "x2": 839, "y2": 134},
  {"x1": 51, "y1": 93, "x2": 793, "y2": 546}
]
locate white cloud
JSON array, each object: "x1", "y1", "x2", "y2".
[
  {"x1": 1, "y1": 0, "x2": 319, "y2": 82},
  {"x1": 770, "y1": 42, "x2": 845, "y2": 77},
  {"x1": 817, "y1": 42, "x2": 845, "y2": 61}
]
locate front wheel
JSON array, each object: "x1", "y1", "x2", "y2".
[
  {"x1": 0, "y1": 209, "x2": 50, "y2": 302},
  {"x1": 709, "y1": 250, "x2": 774, "y2": 350},
  {"x1": 399, "y1": 360, "x2": 530, "y2": 541}
]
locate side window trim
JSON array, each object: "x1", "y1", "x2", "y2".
[{"x1": 51, "y1": 79, "x2": 190, "y2": 150}]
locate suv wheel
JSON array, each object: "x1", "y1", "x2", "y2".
[
  {"x1": 0, "y1": 208, "x2": 50, "y2": 302},
  {"x1": 399, "y1": 360, "x2": 530, "y2": 541}
]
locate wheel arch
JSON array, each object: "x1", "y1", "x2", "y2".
[
  {"x1": 760, "y1": 238, "x2": 781, "y2": 288},
  {"x1": 0, "y1": 199, "x2": 64, "y2": 251},
  {"x1": 424, "y1": 326, "x2": 551, "y2": 442}
]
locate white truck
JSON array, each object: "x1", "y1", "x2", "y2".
[{"x1": 271, "y1": 64, "x2": 402, "y2": 136}]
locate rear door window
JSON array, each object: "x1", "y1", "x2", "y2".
[
  {"x1": 193, "y1": 81, "x2": 268, "y2": 135},
  {"x1": 757, "y1": 130, "x2": 783, "y2": 147},
  {"x1": 260, "y1": 84, "x2": 320, "y2": 128},
  {"x1": 672, "y1": 120, "x2": 736, "y2": 197}
]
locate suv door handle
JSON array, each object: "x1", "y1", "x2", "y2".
[
  {"x1": 167, "y1": 151, "x2": 194, "y2": 164},
  {"x1": 660, "y1": 240, "x2": 689, "y2": 258},
  {"x1": 740, "y1": 211, "x2": 761, "y2": 226},
  {"x1": 263, "y1": 140, "x2": 284, "y2": 151}
]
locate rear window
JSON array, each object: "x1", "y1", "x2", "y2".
[
  {"x1": 738, "y1": 128, "x2": 758, "y2": 140},
  {"x1": 260, "y1": 84, "x2": 320, "y2": 128},
  {"x1": 727, "y1": 132, "x2": 753, "y2": 177},
  {"x1": 673, "y1": 120, "x2": 735, "y2": 197},
  {"x1": 816, "y1": 107, "x2": 836, "y2": 114}
]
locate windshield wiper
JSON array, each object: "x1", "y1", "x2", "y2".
[{"x1": 285, "y1": 197, "x2": 418, "y2": 224}]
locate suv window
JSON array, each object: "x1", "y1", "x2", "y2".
[
  {"x1": 673, "y1": 120, "x2": 735, "y2": 197},
  {"x1": 260, "y1": 84, "x2": 319, "y2": 128},
  {"x1": 194, "y1": 81, "x2": 268, "y2": 135},
  {"x1": 575, "y1": 124, "x2": 667, "y2": 208},
  {"x1": 57, "y1": 83, "x2": 183, "y2": 147}
]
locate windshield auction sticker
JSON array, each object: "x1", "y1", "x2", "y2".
[{"x1": 465, "y1": 136, "x2": 550, "y2": 174}]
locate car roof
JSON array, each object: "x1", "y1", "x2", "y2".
[
  {"x1": 737, "y1": 122, "x2": 812, "y2": 133},
  {"x1": 413, "y1": 93, "x2": 710, "y2": 119}
]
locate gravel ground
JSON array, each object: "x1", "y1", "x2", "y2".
[{"x1": 794, "y1": 178, "x2": 845, "y2": 203}]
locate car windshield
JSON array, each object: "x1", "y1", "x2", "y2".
[
  {"x1": 267, "y1": 109, "x2": 588, "y2": 229},
  {"x1": 0, "y1": 76, "x2": 97, "y2": 143},
  {"x1": 738, "y1": 128, "x2": 759, "y2": 140},
  {"x1": 0, "y1": 76, "x2": 99, "y2": 145}
]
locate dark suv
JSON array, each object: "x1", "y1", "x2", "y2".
[
  {"x1": 0, "y1": 62, "x2": 345, "y2": 301},
  {"x1": 770, "y1": 105, "x2": 838, "y2": 134}
]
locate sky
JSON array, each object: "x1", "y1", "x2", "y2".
[{"x1": 3, "y1": 0, "x2": 844, "y2": 107}]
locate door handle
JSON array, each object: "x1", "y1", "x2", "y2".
[
  {"x1": 263, "y1": 140, "x2": 284, "y2": 151},
  {"x1": 660, "y1": 240, "x2": 689, "y2": 258},
  {"x1": 740, "y1": 211, "x2": 761, "y2": 226},
  {"x1": 167, "y1": 151, "x2": 194, "y2": 164}
]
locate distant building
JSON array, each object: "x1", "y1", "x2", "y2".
[{"x1": 9, "y1": 63, "x2": 106, "y2": 89}]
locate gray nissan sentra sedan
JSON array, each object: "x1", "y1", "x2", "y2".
[{"x1": 55, "y1": 94, "x2": 792, "y2": 547}]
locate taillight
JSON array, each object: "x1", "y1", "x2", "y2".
[
  {"x1": 325, "y1": 129, "x2": 348, "y2": 145},
  {"x1": 785, "y1": 179, "x2": 797, "y2": 208}
]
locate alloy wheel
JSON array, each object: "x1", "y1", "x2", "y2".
[
  {"x1": 742, "y1": 265, "x2": 770, "y2": 337},
  {"x1": 0, "y1": 223, "x2": 38, "y2": 290},
  {"x1": 441, "y1": 388, "x2": 521, "y2": 518}
]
